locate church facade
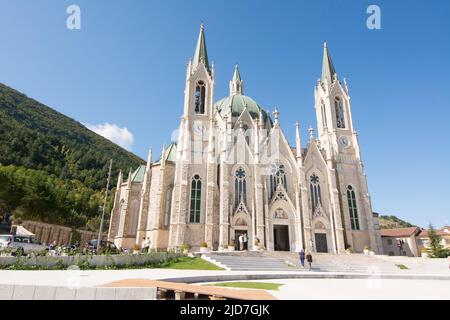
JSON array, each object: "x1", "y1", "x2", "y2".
[{"x1": 107, "y1": 25, "x2": 383, "y2": 254}]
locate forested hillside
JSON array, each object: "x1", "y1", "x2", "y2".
[
  {"x1": 379, "y1": 215, "x2": 415, "y2": 229},
  {"x1": 0, "y1": 83, "x2": 145, "y2": 229}
]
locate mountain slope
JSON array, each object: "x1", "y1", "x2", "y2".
[
  {"x1": 0, "y1": 83, "x2": 144, "y2": 190},
  {"x1": 378, "y1": 214, "x2": 415, "y2": 229},
  {"x1": 0, "y1": 83, "x2": 145, "y2": 229}
]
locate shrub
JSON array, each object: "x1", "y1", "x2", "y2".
[
  {"x1": 180, "y1": 243, "x2": 191, "y2": 252},
  {"x1": 200, "y1": 241, "x2": 208, "y2": 248}
]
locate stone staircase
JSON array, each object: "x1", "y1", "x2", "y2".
[
  {"x1": 204, "y1": 251, "x2": 450, "y2": 274},
  {"x1": 204, "y1": 251, "x2": 299, "y2": 271}
]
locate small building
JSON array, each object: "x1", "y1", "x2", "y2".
[
  {"x1": 380, "y1": 227, "x2": 421, "y2": 257},
  {"x1": 416, "y1": 227, "x2": 450, "y2": 253}
]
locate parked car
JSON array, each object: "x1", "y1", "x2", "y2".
[
  {"x1": 85, "y1": 239, "x2": 119, "y2": 254},
  {"x1": 0, "y1": 234, "x2": 48, "y2": 256}
]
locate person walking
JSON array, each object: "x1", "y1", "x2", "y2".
[
  {"x1": 299, "y1": 249, "x2": 305, "y2": 268},
  {"x1": 306, "y1": 251, "x2": 313, "y2": 270}
]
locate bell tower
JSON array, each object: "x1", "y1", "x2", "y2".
[
  {"x1": 314, "y1": 42, "x2": 356, "y2": 160},
  {"x1": 183, "y1": 23, "x2": 215, "y2": 120},
  {"x1": 313, "y1": 42, "x2": 382, "y2": 254}
]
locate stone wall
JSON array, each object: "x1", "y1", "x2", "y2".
[{"x1": 20, "y1": 220, "x2": 105, "y2": 246}]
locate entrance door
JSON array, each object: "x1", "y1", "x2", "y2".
[
  {"x1": 273, "y1": 225, "x2": 290, "y2": 251},
  {"x1": 314, "y1": 233, "x2": 328, "y2": 253},
  {"x1": 234, "y1": 230, "x2": 248, "y2": 250}
]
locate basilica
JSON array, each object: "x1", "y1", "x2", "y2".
[{"x1": 107, "y1": 24, "x2": 383, "y2": 254}]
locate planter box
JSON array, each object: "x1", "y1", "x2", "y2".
[
  {"x1": 421, "y1": 252, "x2": 428, "y2": 258},
  {"x1": 227, "y1": 246, "x2": 235, "y2": 251},
  {"x1": 363, "y1": 249, "x2": 370, "y2": 255},
  {"x1": 200, "y1": 247, "x2": 208, "y2": 253}
]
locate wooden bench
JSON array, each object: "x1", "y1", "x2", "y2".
[{"x1": 100, "y1": 279, "x2": 277, "y2": 300}]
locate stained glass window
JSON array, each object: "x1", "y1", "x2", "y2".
[
  {"x1": 310, "y1": 174, "x2": 322, "y2": 210},
  {"x1": 235, "y1": 168, "x2": 247, "y2": 207},
  {"x1": 189, "y1": 175, "x2": 202, "y2": 223},
  {"x1": 347, "y1": 185, "x2": 360, "y2": 230}
]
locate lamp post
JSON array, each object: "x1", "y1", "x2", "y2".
[{"x1": 97, "y1": 159, "x2": 113, "y2": 254}]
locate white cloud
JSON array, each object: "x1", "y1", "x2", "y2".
[{"x1": 85, "y1": 122, "x2": 135, "y2": 151}]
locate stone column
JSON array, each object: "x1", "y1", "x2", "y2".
[
  {"x1": 218, "y1": 162, "x2": 229, "y2": 250},
  {"x1": 204, "y1": 119, "x2": 216, "y2": 249},
  {"x1": 358, "y1": 169, "x2": 380, "y2": 253},
  {"x1": 300, "y1": 171, "x2": 313, "y2": 251},
  {"x1": 136, "y1": 149, "x2": 152, "y2": 246},
  {"x1": 295, "y1": 188, "x2": 304, "y2": 251},
  {"x1": 326, "y1": 164, "x2": 345, "y2": 254}
]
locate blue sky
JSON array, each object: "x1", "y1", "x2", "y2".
[{"x1": 0, "y1": 0, "x2": 449, "y2": 227}]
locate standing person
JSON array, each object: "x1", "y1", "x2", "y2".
[
  {"x1": 141, "y1": 237, "x2": 147, "y2": 253},
  {"x1": 299, "y1": 249, "x2": 305, "y2": 268},
  {"x1": 243, "y1": 234, "x2": 248, "y2": 251},
  {"x1": 145, "y1": 237, "x2": 152, "y2": 253},
  {"x1": 238, "y1": 234, "x2": 244, "y2": 251},
  {"x1": 306, "y1": 251, "x2": 313, "y2": 270}
]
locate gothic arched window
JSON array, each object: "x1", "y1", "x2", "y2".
[
  {"x1": 269, "y1": 160, "x2": 287, "y2": 199},
  {"x1": 189, "y1": 175, "x2": 202, "y2": 223},
  {"x1": 234, "y1": 168, "x2": 247, "y2": 207},
  {"x1": 194, "y1": 81, "x2": 206, "y2": 114},
  {"x1": 310, "y1": 174, "x2": 322, "y2": 210},
  {"x1": 347, "y1": 185, "x2": 360, "y2": 230},
  {"x1": 334, "y1": 97, "x2": 345, "y2": 128}
]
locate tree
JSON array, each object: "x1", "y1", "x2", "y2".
[{"x1": 427, "y1": 224, "x2": 450, "y2": 258}]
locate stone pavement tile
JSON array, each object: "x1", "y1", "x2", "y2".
[
  {"x1": 12, "y1": 285, "x2": 35, "y2": 300},
  {"x1": 131, "y1": 287, "x2": 156, "y2": 300},
  {"x1": 54, "y1": 287, "x2": 76, "y2": 300},
  {"x1": 95, "y1": 288, "x2": 116, "y2": 300},
  {"x1": 114, "y1": 288, "x2": 133, "y2": 300},
  {"x1": 75, "y1": 287, "x2": 97, "y2": 300},
  {"x1": 0, "y1": 284, "x2": 14, "y2": 300},
  {"x1": 34, "y1": 286, "x2": 56, "y2": 300}
]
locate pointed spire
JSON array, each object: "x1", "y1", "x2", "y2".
[
  {"x1": 233, "y1": 64, "x2": 241, "y2": 82},
  {"x1": 192, "y1": 23, "x2": 210, "y2": 73},
  {"x1": 116, "y1": 170, "x2": 123, "y2": 189},
  {"x1": 229, "y1": 64, "x2": 244, "y2": 95},
  {"x1": 146, "y1": 147, "x2": 152, "y2": 171},
  {"x1": 161, "y1": 144, "x2": 166, "y2": 169},
  {"x1": 308, "y1": 126, "x2": 315, "y2": 141},
  {"x1": 321, "y1": 42, "x2": 336, "y2": 85},
  {"x1": 295, "y1": 122, "x2": 302, "y2": 159},
  {"x1": 258, "y1": 109, "x2": 264, "y2": 129},
  {"x1": 127, "y1": 167, "x2": 132, "y2": 187},
  {"x1": 273, "y1": 108, "x2": 280, "y2": 127}
]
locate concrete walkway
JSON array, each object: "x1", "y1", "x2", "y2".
[
  {"x1": 268, "y1": 278, "x2": 450, "y2": 300},
  {"x1": 1, "y1": 268, "x2": 450, "y2": 300}
]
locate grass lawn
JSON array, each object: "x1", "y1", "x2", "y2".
[
  {"x1": 164, "y1": 257, "x2": 224, "y2": 270},
  {"x1": 205, "y1": 281, "x2": 284, "y2": 291}
]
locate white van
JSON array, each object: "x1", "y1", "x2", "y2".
[{"x1": 0, "y1": 234, "x2": 48, "y2": 256}]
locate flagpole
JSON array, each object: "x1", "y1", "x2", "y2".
[{"x1": 97, "y1": 159, "x2": 113, "y2": 253}]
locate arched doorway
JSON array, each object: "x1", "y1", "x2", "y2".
[
  {"x1": 231, "y1": 214, "x2": 250, "y2": 251},
  {"x1": 272, "y1": 208, "x2": 290, "y2": 251},
  {"x1": 314, "y1": 221, "x2": 328, "y2": 253}
]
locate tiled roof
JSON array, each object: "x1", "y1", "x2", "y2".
[
  {"x1": 380, "y1": 227, "x2": 419, "y2": 237},
  {"x1": 417, "y1": 229, "x2": 450, "y2": 238},
  {"x1": 131, "y1": 165, "x2": 146, "y2": 183}
]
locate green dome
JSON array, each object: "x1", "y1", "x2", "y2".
[{"x1": 214, "y1": 94, "x2": 270, "y2": 123}]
